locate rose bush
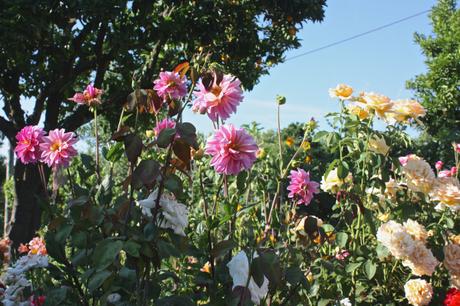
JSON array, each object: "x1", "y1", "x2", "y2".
[{"x1": 0, "y1": 61, "x2": 459, "y2": 306}]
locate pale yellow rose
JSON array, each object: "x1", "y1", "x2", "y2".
[
  {"x1": 368, "y1": 135, "x2": 389, "y2": 155},
  {"x1": 430, "y1": 177, "x2": 460, "y2": 211},
  {"x1": 329, "y1": 84, "x2": 353, "y2": 100},
  {"x1": 386, "y1": 99, "x2": 426, "y2": 123},
  {"x1": 360, "y1": 92, "x2": 393, "y2": 118},
  {"x1": 320, "y1": 168, "x2": 353, "y2": 193},
  {"x1": 346, "y1": 103, "x2": 369, "y2": 120},
  {"x1": 402, "y1": 157, "x2": 436, "y2": 194},
  {"x1": 404, "y1": 279, "x2": 433, "y2": 306},
  {"x1": 403, "y1": 219, "x2": 430, "y2": 243},
  {"x1": 402, "y1": 241, "x2": 439, "y2": 276},
  {"x1": 444, "y1": 243, "x2": 460, "y2": 277},
  {"x1": 384, "y1": 179, "x2": 399, "y2": 198}
]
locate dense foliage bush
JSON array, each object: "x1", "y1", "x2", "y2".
[{"x1": 1, "y1": 65, "x2": 459, "y2": 306}]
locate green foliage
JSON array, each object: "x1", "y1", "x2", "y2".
[{"x1": 407, "y1": 0, "x2": 460, "y2": 161}]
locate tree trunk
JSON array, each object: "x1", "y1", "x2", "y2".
[{"x1": 8, "y1": 161, "x2": 48, "y2": 248}]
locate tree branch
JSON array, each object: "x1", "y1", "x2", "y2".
[{"x1": 0, "y1": 115, "x2": 17, "y2": 141}]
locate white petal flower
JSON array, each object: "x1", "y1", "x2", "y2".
[
  {"x1": 137, "y1": 190, "x2": 189, "y2": 236},
  {"x1": 158, "y1": 196, "x2": 189, "y2": 237},
  {"x1": 339, "y1": 298, "x2": 352, "y2": 306},
  {"x1": 227, "y1": 251, "x2": 269, "y2": 305}
]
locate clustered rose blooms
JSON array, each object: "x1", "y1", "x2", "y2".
[
  {"x1": 205, "y1": 124, "x2": 258, "y2": 175},
  {"x1": 404, "y1": 278, "x2": 433, "y2": 306},
  {"x1": 400, "y1": 155, "x2": 436, "y2": 194},
  {"x1": 377, "y1": 220, "x2": 438, "y2": 276},
  {"x1": 14, "y1": 126, "x2": 78, "y2": 169},
  {"x1": 287, "y1": 168, "x2": 320, "y2": 205},
  {"x1": 329, "y1": 84, "x2": 426, "y2": 125}
]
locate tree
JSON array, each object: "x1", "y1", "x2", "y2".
[
  {"x1": 407, "y1": 0, "x2": 460, "y2": 162},
  {"x1": 0, "y1": 0, "x2": 326, "y2": 246}
]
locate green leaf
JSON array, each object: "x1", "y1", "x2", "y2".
[
  {"x1": 157, "y1": 128, "x2": 176, "y2": 148},
  {"x1": 43, "y1": 287, "x2": 68, "y2": 306},
  {"x1": 364, "y1": 259, "x2": 377, "y2": 280},
  {"x1": 92, "y1": 239, "x2": 123, "y2": 271},
  {"x1": 285, "y1": 266, "x2": 303, "y2": 285},
  {"x1": 88, "y1": 270, "x2": 112, "y2": 293},
  {"x1": 124, "y1": 240, "x2": 141, "y2": 258},
  {"x1": 156, "y1": 296, "x2": 194, "y2": 306},
  {"x1": 318, "y1": 299, "x2": 331, "y2": 306},
  {"x1": 250, "y1": 256, "x2": 265, "y2": 287},
  {"x1": 132, "y1": 159, "x2": 160, "y2": 189},
  {"x1": 55, "y1": 223, "x2": 73, "y2": 244},
  {"x1": 345, "y1": 262, "x2": 362, "y2": 273},
  {"x1": 104, "y1": 142, "x2": 124, "y2": 162},
  {"x1": 337, "y1": 161, "x2": 350, "y2": 179},
  {"x1": 211, "y1": 239, "x2": 237, "y2": 259},
  {"x1": 336, "y1": 232, "x2": 348, "y2": 248},
  {"x1": 236, "y1": 171, "x2": 248, "y2": 191},
  {"x1": 312, "y1": 131, "x2": 329, "y2": 143},
  {"x1": 164, "y1": 174, "x2": 183, "y2": 198}
]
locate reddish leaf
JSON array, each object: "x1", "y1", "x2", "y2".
[{"x1": 173, "y1": 61, "x2": 190, "y2": 78}]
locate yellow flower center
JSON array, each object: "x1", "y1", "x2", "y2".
[
  {"x1": 211, "y1": 85, "x2": 222, "y2": 96},
  {"x1": 50, "y1": 142, "x2": 61, "y2": 152}
]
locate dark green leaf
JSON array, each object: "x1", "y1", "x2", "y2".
[{"x1": 211, "y1": 240, "x2": 237, "y2": 259}]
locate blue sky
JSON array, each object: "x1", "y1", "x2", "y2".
[
  {"x1": 184, "y1": 0, "x2": 437, "y2": 134},
  {"x1": 0, "y1": 1, "x2": 438, "y2": 155}
]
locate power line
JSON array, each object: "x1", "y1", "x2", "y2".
[{"x1": 285, "y1": 9, "x2": 431, "y2": 62}]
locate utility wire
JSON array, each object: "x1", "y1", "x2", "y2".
[{"x1": 285, "y1": 9, "x2": 431, "y2": 62}]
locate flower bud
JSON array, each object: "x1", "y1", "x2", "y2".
[{"x1": 276, "y1": 95, "x2": 286, "y2": 105}]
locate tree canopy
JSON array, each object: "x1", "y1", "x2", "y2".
[
  {"x1": 407, "y1": 0, "x2": 460, "y2": 157},
  {"x1": 0, "y1": 0, "x2": 326, "y2": 141}
]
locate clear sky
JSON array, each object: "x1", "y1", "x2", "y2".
[
  {"x1": 0, "y1": 0, "x2": 438, "y2": 155},
  {"x1": 183, "y1": 0, "x2": 437, "y2": 134}
]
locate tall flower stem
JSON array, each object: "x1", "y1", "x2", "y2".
[
  {"x1": 277, "y1": 104, "x2": 283, "y2": 172},
  {"x1": 93, "y1": 107, "x2": 100, "y2": 183}
]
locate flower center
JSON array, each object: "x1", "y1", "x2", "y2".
[
  {"x1": 50, "y1": 142, "x2": 61, "y2": 152},
  {"x1": 211, "y1": 85, "x2": 222, "y2": 96},
  {"x1": 167, "y1": 81, "x2": 177, "y2": 89}
]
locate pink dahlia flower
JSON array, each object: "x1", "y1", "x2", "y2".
[
  {"x1": 452, "y1": 167, "x2": 458, "y2": 176},
  {"x1": 287, "y1": 168, "x2": 320, "y2": 205},
  {"x1": 153, "y1": 118, "x2": 176, "y2": 137},
  {"x1": 68, "y1": 84, "x2": 103, "y2": 106},
  {"x1": 205, "y1": 124, "x2": 258, "y2": 175},
  {"x1": 14, "y1": 125, "x2": 45, "y2": 164},
  {"x1": 192, "y1": 74, "x2": 243, "y2": 121},
  {"x1": 40, "y1": 129, "x2": 78, "y2": 168},
  {"x1": 153, "y1": 71, "x2": 187, "y2": 101}
]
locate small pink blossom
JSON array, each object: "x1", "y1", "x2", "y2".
[
  {"x1": 398, "y1": 154, "x2": 416, "y2": 166},
  {"x1": 68, "y1": 84, "x2": 103, "y2": 106},
  {"x1": 40, "y1": 129, "x2": 78, "y2": 168},
  {"x1": 335, "y1": 249, "x2": 350, "y2": 261},
  {"x1": 153, "y1": 71, "x2": 187, "y2": 101},
  {"x1": 153, "y1": 118, "x2": 176, "y2": 138},
  {"x1": 439, "y1": 170, "x2": 452, "y2": 178},
  {"x1": 435, "y1": 161, "x2": 444, "y2": 171},
  {"x1": 455, "y1": 143, "x2": 460, "y2": 153},
  {"x1": 192, "y1": 74, "x2": 243, "y2": 121},
  {"x1": 205, "y1": 124, "x2": 258, "y2": 175},
  {"x1": 28, "y1": 237, "x2": 47, "y2": 255},
  {"x1": 452, "y1": 167, "x2": 458, "y2": 176},
  {"x1": 14, "y1": 126, "x2": 45, "y2": 164},
  {"x1": 29, "y1": 295, "x2": 46, "y2": 306},
  {"x1": 287, "y1": 168, "x2": 320, "y2": 205}
]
